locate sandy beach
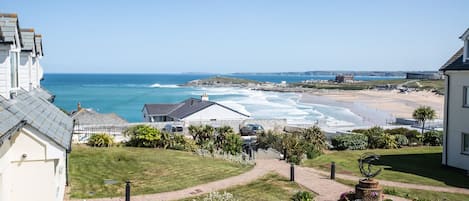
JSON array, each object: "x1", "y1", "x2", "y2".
[{"x1": 300, "y1": 90, "x2": 444, "y2": 126}]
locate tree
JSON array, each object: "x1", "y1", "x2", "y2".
[
  {"x1": 413, "y1": 106, "x2": 436, "y2": 134},
  {"x1": 215, "y1": 126, "x2": 234, "y2": 149}
]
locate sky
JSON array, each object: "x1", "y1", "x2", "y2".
[{"x1": 1, "y1": 1, "x2": 469, "y2": 73}]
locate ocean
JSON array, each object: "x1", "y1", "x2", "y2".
[{"x1": 42, "y1": 74, "x2": 400, "y2": 125}]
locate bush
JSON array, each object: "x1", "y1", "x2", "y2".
[
  {"x1": 223, "y1": 133, "x2": 243, "y2": 155},
  {"x1": 365, "y1": 126, "x2": 385, "y2": 149},
  {"x1": 331, "y1": 133, "x2": 368, "y2": 150},
  {"x1": 394, "y1": 134, "x2": 409, "y2": 147},
  {"x1": 382, "y1": 133, "x2": 398, "y2": 149},
  {"x1": 257, "y1": 130, "x2": 283, "y2": 151},
  {"x1": 87, "y1": 133, "x2": 114, "y2": 147},
  {"x1": 124, "y1": 125, "x2": 161, "y2": 147},
  {"x1": 351, "y1": 129, "x2": 368, "y2": 134},
  {"x1": 192, "y1": 191, "x2": 238, "y2": 201},
  {"x1": 385, "y1": 127, "x2": 411, "y2": 135},
  {"x1": 423, "y1": 131, "x2": 443, "y2": 146},
  {"x1": 405, "y1": 130, "x2": 423, "y2": 145},
  {"x1": 291, "y1": 191, "x2": 314, "y2": 201}
]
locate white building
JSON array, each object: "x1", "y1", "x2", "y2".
[
  {"x1": 0, "y1": 13, "x2": 73, "y2": 201},
  {"x1": 440, "y1": 27, "x2": 469, "y2": 172},
  {"x1": 142, "y1": 94, "x2": 250, "y2": 122}
]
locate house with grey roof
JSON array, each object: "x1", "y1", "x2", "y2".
[
  {"x1": 440, "y1": 27, "x2": 469, "y2": 172},
  {"x1": 142, "y1": 94, "x2": 250, "y2": 122},
  {"x1": 0, "y1": 13, "x2": 73, "y2": 201}
]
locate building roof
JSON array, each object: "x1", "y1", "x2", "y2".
[
  {"x1": 34, "y1": 34, "x2": 43, "y2": 56},
  {"x1": 30, "y1": 87, "x2": 55, "y2": 102},
  {"x1": 0, "y1": 89, "x2": 73, "y2": 150},
  {"x1": 0, "y1": 13, "x2": 21, "y2": 45},
  {"x1": 143, "y1": 98, "x2": 249, "y2": 120},
  {"x1": 71, "y1": 108, "x2": 128, "y2": 125},
  {"x1": 20, "y1": 28, "x2": 36, "y2": 52},
  {"x1": 440, "y1": 47, "x2": 469, "y2": 71}
]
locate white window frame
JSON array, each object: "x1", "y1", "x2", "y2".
[{"x1": 462, "y1": 133, "x2": 469, "y2": 155}]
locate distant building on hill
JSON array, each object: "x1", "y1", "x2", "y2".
[
  {"x1": 335, "y1": 74, "x2": 354, "y2": 83},
  {"x1": 440, "y1": 27, "x2": 469, "y2": 172},
  {"x1": 406, "y1": 72, "x2": 442, "y2": 80},
  {"x1": 142, "y1": 94, "x2": 250, "y2": 122},
  {"x1": 0, "y1": 13, "x2": 73, "y2": 201}
]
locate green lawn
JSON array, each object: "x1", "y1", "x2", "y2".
[
  {"x1": 69, "y1": 145, "x2": 253, "y2": 198},
  {"x1": 303, "y1": 146, "x2": 469, "y2": 188},
  {"x1": 179, "y1": 173, "x2": 314, "y2": 201},
  {"x1": 336, "y1": 178, "x2": 469, "y2": 201}
]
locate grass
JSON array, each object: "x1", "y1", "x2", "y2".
[
  {"x1": 179, "y1": 173, "x2": 314, "y2": 201},
  {"x1": 68, "y1": 145, "x2": 253, "y2": 198},
  {"x1": 303, "y1": 146, "x2": 469, "y2": 188},
  {"x1": 336, "y1": 178, "x2": 469, "y2": 201}
]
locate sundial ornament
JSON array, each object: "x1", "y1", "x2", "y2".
[{"x1": 358, "y1": 152, "x2": 382, "y2": 179}]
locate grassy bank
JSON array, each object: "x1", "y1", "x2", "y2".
[
  {"x1": 69, "y1": 145, "x2": 253, "y2": 198},
  {"x1": 179, "y1": 173, "x2": 314, "y2": 201},
  {"x1": 336, "y1": 178, "x2": 468, "y2": 201},
  {"x1": 303, "y1": 146, "x2": 469, "y2": 188}
]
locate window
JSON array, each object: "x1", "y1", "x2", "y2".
[
  {"x1": 463, "y1": 133, "x2": 469, "y2": 154},
  {"x1": 464, "y1": 87, "x2": 469, "y2": 107},
  {"x1": 10, "y1": 51, "x2": 18, "y2": 88}
]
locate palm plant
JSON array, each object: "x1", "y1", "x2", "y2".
[{"x1": 413, "y1": 106, "x2": 436, "y2": 134}]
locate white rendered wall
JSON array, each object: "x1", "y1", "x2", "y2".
[
  {"x1": 31, "y1": 57, "x2": 39, "y2": 88},
  {"x1": 0, "y1": 125, "x2": 67, "y2": 201},
  {"x1": 443, "y1": 71, "x2": 469, "y2": 171},
  {"x1": 183, "y1": 104, "x2": 249, "y2": 121}
]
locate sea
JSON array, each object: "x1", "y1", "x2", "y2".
[{"x1": 42, "y1": 74, "x2": 401, "y2": 126}]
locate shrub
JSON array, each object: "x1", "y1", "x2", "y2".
[
  {"x1": 257, "y1": 130, "x2": 283, "y2": 151},
  {"x1": 291, "y1": 191, "x2": 314, "y2": 201},
  {"x1": 423, "y1": 131, "x2": 443, "y2": 146},
  {"x1": 351, "y1": 129, "x2": 368, "y2": 134},
  {"x1": 331, "y1": 133, "x2": 368, "y2": 150},
  {"x1": 382, "y1": 133, "x2": 398, "y2": 149},
  {"x1": 192, "y1": 191, "x2": 238, "y2": 201},
  {"x1": 405, "y1": 130, "x2": 423, "y2": 145},
  {"x1": 222, "y1": 133, "x2": 243, "y2": 155},
  {"x1": 124, "y1": 125, "x2": 161, "y2": 147},
  {"x1": 364, "y1": 126, "x2": 385, "y2": 149},
  {"x1": 385, "y1": 127, "x2": 411, "y2": 135},
  {"x1": 87, "y1": 133, "x2": 114, "y2": 147},
  {"x1": 394, "y1": 134, "x2": 409, "y2": 147}
]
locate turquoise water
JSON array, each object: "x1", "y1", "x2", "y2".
[{"x1": 42, "y1": 73, "x2": 400, "y2": 123}]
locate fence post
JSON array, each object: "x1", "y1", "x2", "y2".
[
  {"x1": 125, "y1": 180, "x2": 131, "y2": 201},
  {"x1": 330, "y1": 162, "x2": 336, "y2": 180},
  {"x1": 290, "y1": 163, "x2": 295, "y2": 181}
]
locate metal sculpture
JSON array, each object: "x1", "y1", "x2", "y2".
[{"x1": 358, "y1": 152, "x2": 382, "y2": 179}]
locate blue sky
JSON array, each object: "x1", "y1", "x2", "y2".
[{"x1": 1, "y1": 1, "x2": 468, "y2": 73}]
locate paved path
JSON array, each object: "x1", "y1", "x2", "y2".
[
  {"x1": 69, "y1": 159, "x2": 413, "y2": 201},
  {"x1": 307, "y1": 167, "x2": 469, "y2": 195}
]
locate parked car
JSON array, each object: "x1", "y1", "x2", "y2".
[
  {"x1": 163, "y1": 124, "x2": 184, "y2": 133},
  {"x1": 240, "y1": 124, "x2": 264, "y2": 136}
]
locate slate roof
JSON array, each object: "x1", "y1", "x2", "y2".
[
  {"x1": 440, "y1": 47, "x2": 469, "y2": 71},
  {"x1": 30, "y1": 87, "x2": 55, "y2": 102},
  {"x1": 71, "y1": 108, "x2": 128, "y2": 125},
  {"x1": 0, "y1": 13, "x2": 21, "y2": 44},
  {"x1": 0, "y1": 89, "x2": 73, "y2": 150},
  {"x1": 143, "y1": 98, "x2": 249, "y2": 120},
  {"x1": 20, "y1": 28, "x2": 36, "y2": 52}
]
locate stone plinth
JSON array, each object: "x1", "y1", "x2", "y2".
[{"x1": 355, "y1": 179, "x2": 383, "y2": 201}]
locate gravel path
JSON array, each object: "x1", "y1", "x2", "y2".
[{"x1": 68, "y1": 159, "x2": 417, "y2": 201}]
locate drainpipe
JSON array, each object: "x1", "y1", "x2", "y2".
[{"x1": 444, "y1": 73, "x2": 450, "y2": 166}]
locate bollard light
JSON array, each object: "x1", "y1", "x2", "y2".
[
  {"x1": 290, "y1": 163, "x2": 295, "y2": 182},
  {"x1": 331, "y1": 161, "x2": 336, "y2": 180},
  {"x1": 125, "y1": 180, "x2": 131, "y2": 201}
]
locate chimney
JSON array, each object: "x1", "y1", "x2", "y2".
[
  {"x1": 77, "y1": 102, "x2": 82, "y2": 111},
  {"x1": 201, "y1": 93, "x2": 209, "y2": 101}
]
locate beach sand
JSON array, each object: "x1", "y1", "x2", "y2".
[{"x1": 300, "y1": 90, "x2": 444, "y2": 125}]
